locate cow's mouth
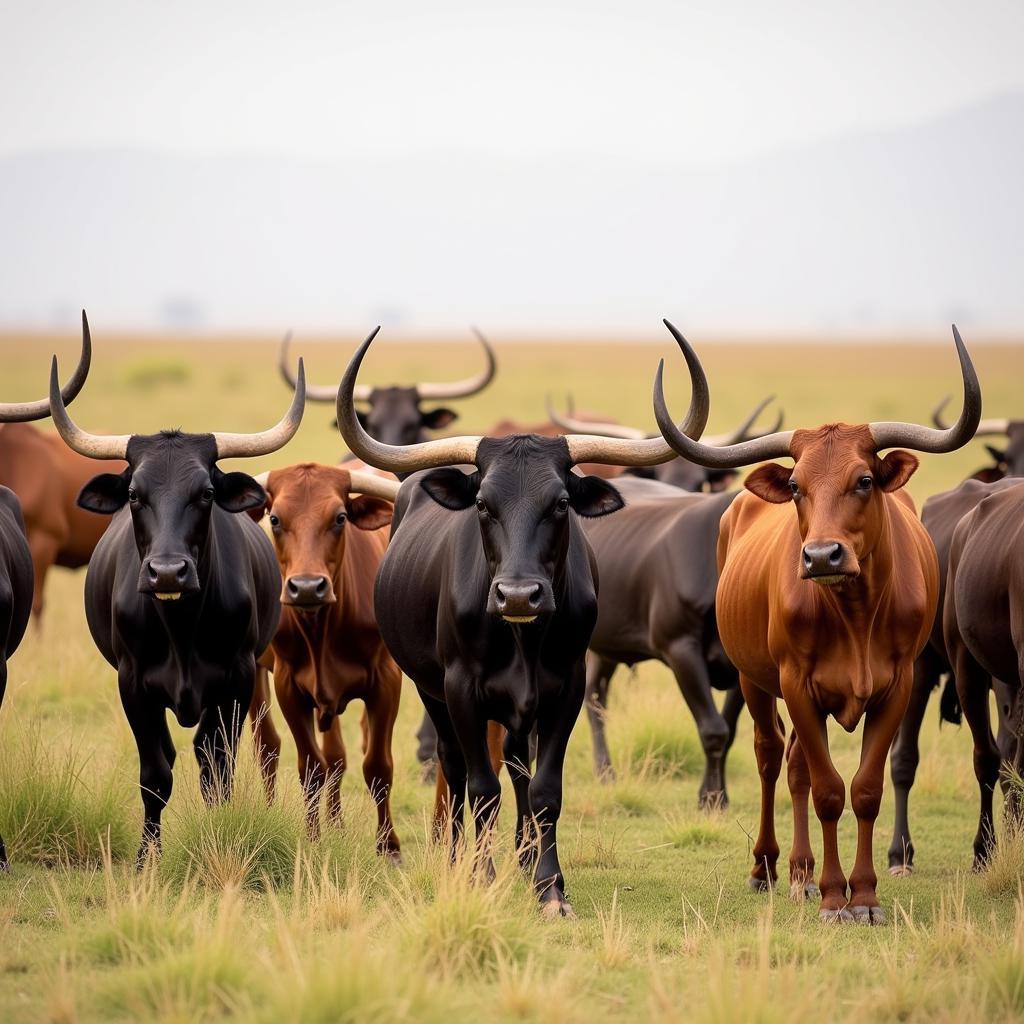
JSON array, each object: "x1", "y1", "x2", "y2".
[
  {"x1": 503, "y1": 615, "x2": 538, "y2": 624},
  {"x1": 154, "y1": 592, "x2": 183, "y2": 601},
  {"x1": 809, "y1": 574, "x2": 849, "y2": 587}
]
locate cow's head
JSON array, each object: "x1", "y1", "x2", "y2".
[
  {"x1": 653, "y1": 325, "x2": 982, "y2": 586},
  {"x1": 49, "y1": 320, "x2": 305, "y2": 601},
  {"x1": 278, "y1": 329, "x2": 495, "y2": 448},
  {"x1": 546, "y1": 393, "x2": 780, "y2": 494},
  {"x1": 335, "y1": 322, "x2": 712, "y2": 623},
  {"x1": 934, "y1": 399, "x2": 1024, "y2": 484},
  {"x1": 260, "y1": 465, "x2": 395, "y2": 610}
]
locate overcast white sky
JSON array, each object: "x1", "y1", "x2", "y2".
[{"x1": 2, "y1": 0, "x2": 1023, "y2": 164}]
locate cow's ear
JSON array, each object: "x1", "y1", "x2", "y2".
[
  {"x1": 78, "y1": 470, "x2": 131, "y2": 514},
  {"x1": 744, "y1": 463, "x2": 793, "y2": 503},
  {"x1": 419, "y1": 468, "x2": 480, "y2": 510},
  {"x1": 567, "y1": 474, "x2": 624, "y2": 518},
  {"x1": 212, "y1": 468, "x2": 267, "y2": 513},
  {"x1": 421, "y1": 407, "x2": 458, "y2": 431},
  {"x1": 985, "y1": 444, "x2": 1008, "y2": 465},
  {"x1": 347, "y1": 495, "x2": 394, "y2": 531},
  {"x1": 877, "y1": 450, "x2": 919, "y2": 493}
]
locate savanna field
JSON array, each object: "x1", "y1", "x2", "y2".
[{"x1": 3, "y1": 327, "x2": 1024, "y2": 1023}]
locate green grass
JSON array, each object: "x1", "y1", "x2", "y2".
[{"x1": 1, "y1": 331, "x2": 1024, "y2": 1021}]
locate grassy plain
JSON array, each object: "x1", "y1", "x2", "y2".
[{"x1": 1, "y1": 327, "x2": 1024, "y2": 1022}]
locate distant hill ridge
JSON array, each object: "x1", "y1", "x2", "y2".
[{"x1": 1, "y1": 92, "x2": 1021, "y2": 332}]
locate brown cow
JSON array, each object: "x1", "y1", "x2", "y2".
[
  {"x1": 652, "y1": 326, "x2": 980, "y2": 923},
  {"x1": 249, "y1": 463, "x2": 403, "y2": 857},
  {"x1": 0, "y1": 314, "x2": 120, "y2": 618}
]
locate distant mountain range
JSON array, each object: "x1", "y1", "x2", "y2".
[{"x1": 1, "y1": 93, "x2": 1021, "y2": 333}]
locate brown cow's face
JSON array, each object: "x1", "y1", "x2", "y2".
[
  {"x1": 262, "y1": 464, "x2": 392, "y2": 611},
  {"x1": 743, "y1": 424, "x2": 918, "y2": 587}
]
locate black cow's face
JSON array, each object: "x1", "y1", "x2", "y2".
[
  {"x1": 417, "y1": 436, "x2": 623, "y2": 623},
  {"x1": 77, "y1": 432, "x2": 265, "y2": 600},
  {"x1": 357, "y1": 387, "x2": 458, "y2": 447}
]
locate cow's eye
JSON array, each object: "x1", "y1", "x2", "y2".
[
  {"x1": 556, "y1": 496, "x2": 570, "y2": 513},
  {"x1": 858, "y1": 475, "x2": 873, "y2": 490},
  {"x1": 202, "y1": 487, "x2": 215, "y2": 502},
  {"x1": 269, "y1": 514, "x2": 281, "y2": 528},
  {"x1": 335, "y1": 511, "x2": 347, "y2": 526},
  {"x1": 128, "y1": 488, "x2": 138, "y2": 503},
  {"x1": 788, "y1": 479, "x2": 799, "y2": 496},
  {"x1": 475, "y1": 498, "x2": 488, "y2": 515}
]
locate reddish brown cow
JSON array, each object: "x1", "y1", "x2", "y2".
[
  {"x1": 249, "y1": 464, "x2": 403, "y2": 857},
  {"x1": 0, "y1": 315, "x2": 120, "y2": 617},
  {"x1": 652, "y1": 326, "x2": 980, "y2": 923}
]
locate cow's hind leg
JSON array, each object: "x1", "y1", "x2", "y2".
[
  {"x1": 248, "y1": 665, "x2": 281, "y2": 804},
  {"x1": 504, "y1": 728, "x2": 534, "y2": 869},
  {"x1": 531, "y1": 663, "x2": 586, "y2": 917},
  {"x1": 954, "y1": 643, "x2": 1002, "y2": 869},
  {"x1": 584, "y1": 653, "x2": 617, "y2": 781},
  {"x1": 120, "y1": 670, "x2": 176, "y2": 864},
  {"x1": 741, "y1": 676, "x2": 784, "y2": 891},
  {"x1": 362, "y1": 666, "x2": 402, "y2": 860},
  {"x1": 666, "y1": 637, "x2": 731, "y2": 809},
  {"x1": 786, "y1": 731, "x2": 818, "y2": 900},
  {"x1": 887, "y1": 649, "x2": 939, "y2": 875},
  {"x1": 416, "y1": 711, "x2": 439, "y2": 783}
]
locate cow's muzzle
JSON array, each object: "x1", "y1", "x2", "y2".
[
  {"x1": 283, "y1": 574, "x2": 335, "y2": 610},
  {"x1": 800, "y1": 541, "x2": 859, "y2": 585},
  {"x1": 139, "y1": 556, "x2": 200, "y2": 599},
  {"x1": 488, "y1": 577, "x2": 554, "y2": 622}
]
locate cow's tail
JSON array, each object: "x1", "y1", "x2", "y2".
[{"x1": 939, "y1": 674, "x2": 962, "y2": 727}]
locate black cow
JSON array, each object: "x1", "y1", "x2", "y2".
[
  {"x1": 48, "y1": 331, "x2": 306, "y2": 861},
  {"x1": 944, "y1": 480, "x2": 1024, "y2": 868},
  {"x1": 279, "y1": 328, "x2": 496, "y2": 446},
  {"x1": 580, "y1": 475, "x2": 743, "y2": 805},
  {"x1": 887, "y1": 475, "x2": 1023, "y2": 873},
  {"x1": 336, "y1": 321, "x2": 708, "y2": 915}
]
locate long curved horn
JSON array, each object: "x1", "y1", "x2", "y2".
[
  {"x1": 49, "y1": 356, "x2": 132, "y2": 460},
  {"x1": 563, "y1": 320, "x2": 710, "y2": 466},
  {"x1": 545, "y1": 396, "x2": 647, "y2": 440},
  {"x1": 337, "y1": 328, "x2": 483, "y2": 472},
  {"x1": 869, "y1": 326, "x2": 981, "y2": 452},
  {"x1": 933, "y1": 395, "x2": 1007, "y2": 438},
  {"x1": 347, "y1": 469, "x2": 400, "y2": 502},
  {"x1": 653, "y1": 336, "x2": 794, "y2": 469},
  {"x1": 549, "y1": 393, "x2": 782, "y2": 447},
  {"x1": 279, "y1": 332, "x2": 371, "y2": 403},
  {"x1": 1, "y1": 309, "x2": 93, "y2": 423},
  {"x1": 213, "y1": 359, "x2": 306, "y2": 459},
  {"x1": 416, "y1": 329, "x2": 497, "y2": 399}
]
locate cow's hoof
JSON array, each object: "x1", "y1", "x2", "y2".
[
  {"x1": 850, "y1": 905, "x2": 886, "y2": 925},
  {"x1": 541, "y1": 898, "x2": 575, "y2": 919},
  {"x1": 699, "y1": 791, "x2": 728, "y2": 812},
  {"x1": 790, "y1": 880, "x2": 819, "y2": 901},
  {"x1": 888, "y1": 864, "x2": 913, "y2": 878},
  {"x1": 820, "y1": 907, "x2": 855, "y2": 924},
  {"x1": 748, "y1": 876, "x2": 774, "y2": 893},
  {"x1": 596, "y1": 766, "x2": 616, "y2": 785}
]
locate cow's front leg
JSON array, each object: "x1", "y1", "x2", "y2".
[
  {"x1": 194, "y1": 684, "x2": 248, "y2": 807},
  {"x1": 362, "y1": 663, "x2": 402, "y2": 861},
  {"x1": 783, "y1": 683, "x2": 850, "y2": 922},
  {"x1": 119, "y1": 667, "x2": 175, "y2": 865},
  {"x1": 532, "y1": 663, "x2": 585, "y2": 917},
  {"x1": 504, "y1": 728, "x2": 534, "y2": 869},
  {"x1": 848, "y1": 683, "x2": 909, "y2": 925},
  {"x1": 447, "y1": 679, "x2": 501, "y2": 881}
]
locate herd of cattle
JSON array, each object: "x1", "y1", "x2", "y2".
[{"x1": 0, "y1": 312, "x2": 1021, "y2": 923}]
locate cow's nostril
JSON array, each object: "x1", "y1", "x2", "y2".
[
  {"x1": 528, "y1": 584, "x2": 543, "y2": 607},
  {"x1": 494, "y1": 583, "x2": 506, "y2": 606},
  {"x1": 828, "y1": 544, "x2": 843, "y2": 566},
  {"x1": 315, "y1": 577, "x2": 328, "y2": 596}
]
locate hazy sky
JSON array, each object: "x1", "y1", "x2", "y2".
[{"x1": 3, "y1": 0, "x2": 1023, "y2": 164}]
